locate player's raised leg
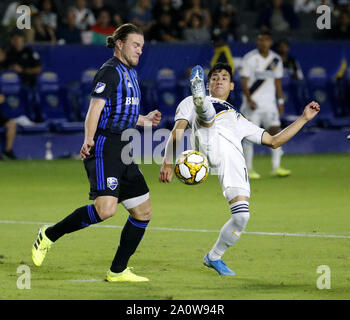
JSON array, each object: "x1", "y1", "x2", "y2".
[{"x1": 190, "y1": 65, "x2": 216, "y2": 125}]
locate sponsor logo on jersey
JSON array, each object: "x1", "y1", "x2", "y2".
[
  {"x1": 125, "y1": 97, "x2": 139, "y2": 105},
  {"x1": 95, "y1": 82, "x2": 106, "y2": 94},
  {"x1": 107, "y1": 177, "x2": 118, "y2": 190}
]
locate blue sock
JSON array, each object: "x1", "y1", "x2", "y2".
[
  {"x1": 110, "y1": 216, "x2": 150, "y2": 273},
  {"x1": 45, "y1": 205, "x2": 102, "y2": 242}
]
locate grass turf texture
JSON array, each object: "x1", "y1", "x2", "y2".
[{"x1": 0, "y1": 154, "x2": 349, "y2": 300}]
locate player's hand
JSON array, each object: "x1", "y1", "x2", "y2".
[
  {"x1": 302, "y1": 101, "x2": 320, "y2": 121},
  {"x1": 146, "y1": 110, "x2": 162, "y2": 126},
  {"x1": 248, "y1": 98, "x2": 257, "y2": 110},
  {"x1": 159, "y1": 162, "x2": 173, "y2": 183},
  {"x1": 0, "y1": 94, "x2": 5, "y2": 104},
  {"x1": 80, "y1": 138, "x2": 94, "y2": 160}
]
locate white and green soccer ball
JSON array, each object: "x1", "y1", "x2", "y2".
[{"x1": 174, "y1": 150, "x2": 209, "y2": 185}]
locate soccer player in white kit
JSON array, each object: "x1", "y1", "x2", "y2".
[
  {"x1": 159, "y1": 63, "x2": 320, "y2": 276},
  {"x1": 240, "y1": 31, "x2": 290, "y2": 179}
]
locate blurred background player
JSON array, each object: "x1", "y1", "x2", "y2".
[
  {"x1": 240, "y1": 31, "x2": 290, "y2": 179},
  {"x1": 159, "y1": 63, "x2": 320, "y2": 276},
  {"x1": 31, "y1": 24, "x2": 161, "y2": 282}
]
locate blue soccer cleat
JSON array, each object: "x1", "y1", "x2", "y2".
[
  {"x1": 203, "y1": 253, "x2": 236, "y2": 276},
  {"x1": 190, "y1": 65, "x2": 206, "y2": 108}
]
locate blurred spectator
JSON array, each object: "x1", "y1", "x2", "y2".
[
  {"x1": 183, "y1": 13, "x2": 211, "y2": 43},
  {"x1": 27, "y1": 13, "x2": 57, "y2": 44},
  {"x1": 91, "y1": 0, "x2": 116, "y2": 19},
  {"x1": 0, "y1": 97, "x2": 17, "y2": 160},
  {"x1": 275, "y1": 38, "x2": 304, "y2": 80},
  {"x1": 0, "y1": 47, "x2": 17, "y2": 160},
  {"x1": 2, "y1": 0, "x2": 38, "y2": 28},
  {"x1": 184, "y1": 0, "x2": 212, "y2": 29},
  {"x1": 294, "y1": 0, "x2": 334, "y2": 13},
  {"x1": 112, "y1": 13, "x2": 124, "y2": 28},
  {"x1": 153, "y1": 0, "x2": 183, "y2": 29},
  {"x1": 213, "y1": 0, "x2": 237, "y2": 20},
  {"x1": 0, "y1": 47, "x2": 9, "y2": 73},
  {"x1": 148, "y1": 13, "x2": 181, "y2": 42},
  {"x1": 56, "y1": 7, "x2": 82, "y2": 44},
  {"x1": 5, "y1": 31, "x2": 42, "y2": 89},
  {"x1": 328, "y1": 10, "x2": 350, "y2": 39},
  {"x1": 90, "y1": 10, "x2": 116, "y2": 45},
  {"x1": 256, "y1": 0, "x2": 299, "y2": 31},
  {"x1": 72, "y1": 0, "x2": 96, "y2": 31},
  {"x1": 212, "y1": 13, "x2": 236, "y2": 46},
  {"x1": 91, "y1": 0, "x2": 105, "y2": 18},
  {"x1": 129, "y1": 0, "x2": 154, "y2": 34},
  {"x1": 38, "y1": 0, "x2": 58, "y2": 30}
]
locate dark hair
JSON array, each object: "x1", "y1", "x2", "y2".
[
  {"x1": 208, "y1": 63, "x2": 233, "y2": 81},
  {"x1": 257, "y1": 30, "x2": 272, "y2": 38},
  {"x1": 106, "y1": 23, "x2": 143, "y2": 49}
]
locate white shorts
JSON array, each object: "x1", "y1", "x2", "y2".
[
  {"x1": 191, "y1": 122, "x2": 250, "y2": 200},
  {"x1": 241, "y1": 103, "x2": 281, "y2": 129},
  {"x1": 217, "y1": 137, "x2": 250, "y2": 199}
]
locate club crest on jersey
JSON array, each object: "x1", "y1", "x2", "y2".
[
  {"x1": 95, "y1": 82, "x2": 106, "y2": 93},
  {"x1": 107, "y1": 177, "x2": 118, "y2": 190}
]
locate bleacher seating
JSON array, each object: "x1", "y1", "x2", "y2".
[
  {"x1": 0, "y1": 71, "x2": 49, "y2": 133},
  {"x1": 37, "y1": 72, "x2": 84, "y2": 132}
]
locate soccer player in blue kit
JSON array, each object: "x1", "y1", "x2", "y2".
[{"x1": 32, "y1": 24, "x2": 161, "y2": 282}]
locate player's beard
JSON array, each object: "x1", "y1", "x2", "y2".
[{"x1": 123, "y1": 53, "x2": 139, "y2": 67}]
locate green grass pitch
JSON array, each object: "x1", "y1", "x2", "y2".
[{"x1": 0, "y1": 154, "x2": 349, "y2": 300}]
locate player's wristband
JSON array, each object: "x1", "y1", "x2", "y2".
[{"x1": 278, "y1": 98, "x2": 284, "y2": 105}]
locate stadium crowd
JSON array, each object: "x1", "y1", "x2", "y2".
[
  {"x1": 0, "y1": 0, "x2": 349, "y2": 160},
  {"x1": 0, "y1": 0, "x2": 349, "y2": 45}
]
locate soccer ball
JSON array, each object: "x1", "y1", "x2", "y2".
[{"x1": 174, "y1": 150, "x2": 209, "y2": 185}]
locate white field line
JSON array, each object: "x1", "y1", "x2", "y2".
[{"x1": 1, "y1": 219, "x2": 350, "y2": 239}]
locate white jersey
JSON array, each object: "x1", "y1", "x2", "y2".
[
  {"x1": 240, "y1": 49, "x2": 283, "y2": 110},
  {"x1": 175, "y1": 96, "x2": 265, "y2": 155}
]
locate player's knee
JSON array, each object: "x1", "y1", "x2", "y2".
[
  {"x1": 233, "y1": 211, "x2": 250, "y2": 231},
  {"x1": 94, "y1": 199, "x2": 117, "y2": 220},
  {"x1": 130, "y1": 203, "x2": 152, "y2": 221},
  {"x1": 5, "y1": 119, "x2": 16, "y2": 130},
  {"x1": 138, "y1": 205, "x2": 152, "y2": 221}
]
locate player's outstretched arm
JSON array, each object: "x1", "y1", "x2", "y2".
[
  {"x1": 159, "y1": 119, "x2": 188, "y2": 183},
  {"x1": 262, "y1": 101, "x2": 320, "y2": 149}
]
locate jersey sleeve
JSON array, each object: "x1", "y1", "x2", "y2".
[
  {"x1": 174, "y1": 96, "x2": 194, "y2": 124},
  {"x1": 240, "y1": 54, "x2": 252, "y2": 78},
  {"x1": 90, "y1": 67, "x2": 119, "y2": 101},
  {"x1": 238, "y1": 114, "x2": 265, "y2": 145},
  {"x1": 274, "y1": 57, "x2": 284, "y2": 79}
]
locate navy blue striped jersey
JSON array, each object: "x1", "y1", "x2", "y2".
[{"x1": 90, "y1": 56, "x2": 141, "y2": 134}]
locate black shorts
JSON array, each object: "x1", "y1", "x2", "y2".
[
  {"x1": 84, "y1": 130, "x2": 149, "y2": 202},
  {"x1": 0, "y1": 112, "x2": 10, "y2": 126}
]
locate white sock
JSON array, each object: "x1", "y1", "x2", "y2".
[
  {"x1": 243, "y1": 140, "x2": 254, "y2": 171},
  {"x1": 209, "y1": 201, "x2": 250, "y2": 261},
  {"x1": 271, "y1": 147, "x2": 283, "y2": 170},
  {"x1": 195, "y1": 96, "x2": 216, "y2": 123}
]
